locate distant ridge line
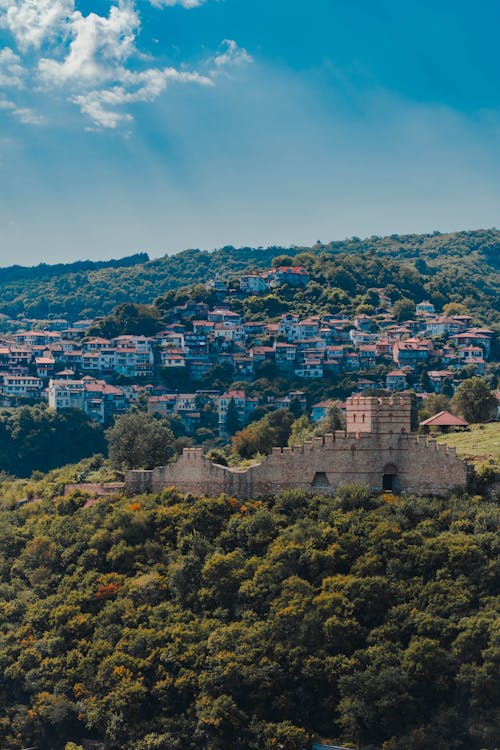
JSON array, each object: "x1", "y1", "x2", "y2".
[{"x1": 0, "y1": 252, "x2": 150, "y2": 281}]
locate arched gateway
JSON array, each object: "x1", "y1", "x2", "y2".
[{"x1": 382, "y1": 463, "x2": 399, "y2": 492}]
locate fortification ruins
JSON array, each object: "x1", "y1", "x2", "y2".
[{"x1": 126, "y1": 396, "x2": 469, "y2": 498}]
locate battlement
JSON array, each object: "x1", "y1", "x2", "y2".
[
  {"x1": 126, "y1": 418, "x2": 468, "y2": 499},
  {"x1": 346, "y1": 395, "x2": 412, "y2": 435}
]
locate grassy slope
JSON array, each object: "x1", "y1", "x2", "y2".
[
  {"x1": 434, "y1": 423, "x2": 500, "y2": 468},
  {"x1": 0, "y1": 456, "x2": 119, "y2": 506}
]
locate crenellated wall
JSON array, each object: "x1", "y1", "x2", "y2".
[
  {"x1": 126, "y1": 430, "x2": 468, "y2": 499},
  {"x1": 126, "y1": 398, "x2": 468, "y2": 498}
]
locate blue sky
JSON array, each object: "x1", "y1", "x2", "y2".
[{"x1": 1, "y1": 0, "x2": 500, "y2": 265}]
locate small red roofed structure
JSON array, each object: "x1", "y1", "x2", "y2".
[{"x1": 420, "y1": 410, "x2": 469, "y2": 432}]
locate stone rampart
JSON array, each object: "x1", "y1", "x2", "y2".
[
  {"x1": 126, "y1": 398, "x2": 468, "y2": 498},
  {"x1": 126, "y1": 430, "x2": 468, "y2": 498}
]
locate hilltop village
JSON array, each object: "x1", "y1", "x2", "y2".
[{"x1": 0, "y1": 263, "x2": 497, "y2": 439}]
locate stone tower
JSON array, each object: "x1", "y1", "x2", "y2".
[{"x1": 345, "y1": 395, "x2": 412, "y2": 434}]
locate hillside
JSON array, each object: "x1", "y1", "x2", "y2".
[
  {"x1": 435, "y1": 423, "x2": 500, "y2": 469},
  {"x1": 0, "y1": 481, "x2": 498, "y2": 750},
  {"x1": 0, "y1": 229, "x2": 499, "y2": 326}
]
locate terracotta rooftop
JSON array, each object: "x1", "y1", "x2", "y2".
[{"x1": 419, "y1": 411, "x2": 469, "y2": 427}]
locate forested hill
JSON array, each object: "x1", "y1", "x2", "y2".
[
  {"x1": 0, "y1": 229, "x2": 498, "y2": 324},
  {"x1": 0, "y1": 480, "x2": 498, "y2": 750},
  {"x1": 0, "y1": 253, "x2": 149, "y2": 284}
]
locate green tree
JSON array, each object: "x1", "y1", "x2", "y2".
[
  {"x1": 318, "y1": 403, "x2": 346, "y2": 432},
  {"x1": 254, "y1": 721, "x2": 309, "y2": 750},
  {"x1": 288, "y1": 414, "x2": 313, "y2": 446},
  {"x1": 225, "y1": 398, "x2": 241, "y2": 436},
  {"x1": 452, "y1": 377, "x2": 497, "y2": 423},
  {"x1": 0, "y1": 479, "x2": 498, "y2": 748},
  {"x1": 288, "y1": 396, "x2": 304, "y2": 419},
  {"x1": 443, "y1": 302, "x2": 469, "y2": 316},
  {"x1": 272, "y1": 254, "x2": 295, "y2": 267},
  {"x1": 392, "y1": 297, "x2": 416, "y2": 322},
  {"x1": 232, "y1": 409, "x2": 294, "y2": 458},
  {"x1": 355, "y1": 303, "x2": 375, "y2": 315},
  {"x1": 419, "y1": 393, "x2": 451, "y2": 423},
  {"x1": 88, "y1": 302, "x2": 162, "y2": 338},
  {"x1": 0, "y1": 405, "x2": 105, "y2": 478},
  {"x1": 106, "y1": 410, "x2": 175, "y2": 469}
]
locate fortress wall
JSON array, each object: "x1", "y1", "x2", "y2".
[
  {"x1": 125, "y1": 431, "x2": 468, "y2": 498},
  {"x1": 126, "y1": 470, "x2": 154, "y2": 495},
  {"x1": 245, "y1": 432, "x2": 389, "y2": 494},
  {"x1": 399, "y1": 434, "x2": 468, "y2": 494},
  {"x1": 148, "y1": 449, "x2": 243, "y2": 496}
]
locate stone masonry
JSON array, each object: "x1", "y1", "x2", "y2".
[{"x1": 126, "y1": 396, "x2": 469, "y2": 498}]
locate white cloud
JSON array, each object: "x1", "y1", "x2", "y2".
[
  {"x1": 0, "y1": 47, "x2": 25, "y2": 87},
  {"x1": 213, "y1": 39, "x2": 253, "y2": 68},
  {"x1": 0, "y1": 0, "x2": 250, "y2": 128},
  {"x1": 74, "y1": 66, "x2": 212, "y2": 127},
  {"x1": 0, "y1": 0, "x2": 73, "y2": 50},
  {"x1": 0, "y1": 94, "x2": 44, "y2": 124},
  {"x1": 73, "y1": 90, "x2": 132, "y2": 128},
  {"x1": 0, "y1": 95, "x2": 15, "y2": 108},
  {"x1": 12, "y1": 104, "x2": 44, "y2": 123},
  {"x1": 39, "y1": 1, "x2": 140, "y2": 85}
]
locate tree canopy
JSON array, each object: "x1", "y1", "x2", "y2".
[
  {"x1": 0, "y1": 230, "x2": 498, "y2": 327},
  {"x1": 0, "y1": 406, "x2": 105, "y2": 477},
  {"x1": 106, "y1": 411, "x2": 175, "y2": 470},
  {"x1": 451, "y1": 377, "x2": 497, "y2": 423},
  {"x1": 88, "y1": 302, "x2": 162, "y2": 338},
  {"x1": 0, "y1": 482, "x2": 497, "y2": 749},
  {"x1": 231, "y1": 408, "x2": 295, "y2": 458}
]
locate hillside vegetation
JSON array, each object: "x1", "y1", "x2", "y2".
[
  {"x1": 0, "y1": 481, "x2": 498, "y2": 750},
  {"x1": 0, "y1": 229, "x2": 499, "y2": 326},
  {"x1": 436, "y1": 423, "x2": 500, "y2": 469}
]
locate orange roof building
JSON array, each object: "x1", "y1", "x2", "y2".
[{"x1": 420, "y1": 411, "x2": 468, "y2": 429}]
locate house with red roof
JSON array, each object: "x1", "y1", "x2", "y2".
[
  {"x1": 427, "y1": 370, "x2": 454, "y2": 393},
  {"x1": 268, "y1": 266, "x2": 309, "y2": 287},
  {"x1": 386, "y1": 369, "x2": 408, "y2": 391},
  {"x1": 419, "y1": 411, "x2": 469, "y2": 432},
  {"x1": 393, "y1": 338, "x2": 433, "y2": 366}
]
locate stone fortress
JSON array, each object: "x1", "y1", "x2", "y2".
[{"x1": 126, "y1": 396, "x2": 469, "y2": 498}]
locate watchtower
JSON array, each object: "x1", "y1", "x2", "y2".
[{"x1": 346, "y1": 395, "x2": 411, "y2": 434}]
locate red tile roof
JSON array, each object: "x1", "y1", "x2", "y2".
[{"x1": 419, "y1": 411, "x2": 469, "y2": 427}]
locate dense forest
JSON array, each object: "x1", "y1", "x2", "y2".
[
  {"x1": 0, "y1": 406, "x2": 106, "y2": 478},
  {"x1": 0, "y1": 254, "x2": 149, "y2": 284},
  {"x1": 0, "y1": 477, "x2": 497, "y2": 750},
  {"x1": 0, "y1": 229, "x2": 498, "y2": 326}
]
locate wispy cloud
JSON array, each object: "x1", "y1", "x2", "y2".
[
  {"x1": 0, "y1": 0, "x2": 250, "y2": 128},
  {"x1": 0, "y1": 94, "x2": 44, "y2": 124},
  {"x1": 73, "y1": 67, "x2": 213, "y2": 128},
  {"x1": 12, "y1": 104, "x2": 44, "y2": 123},
  {"x1": 0, "y1": 46, "x2": 25, "y2": 86},
  {"x1": 148, "y1": 0, "x2": 206, "y2": 7},
  {"x1": 213, "y1": 39, "x2": 253, "y2": 68}
]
